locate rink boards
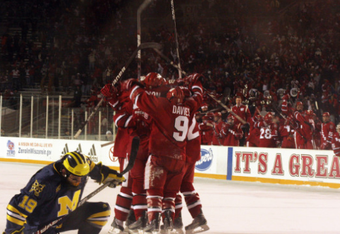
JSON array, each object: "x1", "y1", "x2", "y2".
[{"x1": 0, "y1": 137, "x2": 340, "y2": 188}]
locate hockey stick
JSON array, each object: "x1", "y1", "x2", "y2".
[
  {"x1": 206, "y1": 93, "x2": 247, "y2": 125},
  {"x1": 153, "y1": 48, "x2": 187, "y2": 77},
  {"x1": 101, "y1": 140, "x2": 115, "y2": 147},
  {"x1": 34, "y1": 136, "x2": 140, "y2": 234},
  {"x1": 170, "y1": 0, "x2": 182, "y2": 78},
  {"x1": 137, "y1": 0, "x2": 153, "y2": 80},
  {"x1": 212, "y1": 125, "x2": 222, "y2": 146},
  {"x1": 74, "y1": 42, "x2": 162, "y2": 138}
]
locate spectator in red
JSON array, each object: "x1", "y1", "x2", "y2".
[{"x1": 320, "y1": 112, "x2": 335, "y2": 150}]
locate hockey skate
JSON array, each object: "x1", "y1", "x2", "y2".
[
  {"x1": 128, "y1": 212, "x2": 147, "y2": 234},
  {"x1": 160, "y1": 210, "x2": 173, "y2": 234},
  {"x1": 144, "y1": 213, "x2": 161, "y2": 234},
  {"x1": 172, "y1": 214, "x2": 184, "y2": 234},
  {"x1": 108, "y1": 217, "x2": 125, "y2": 234},
  {"x1": 126, "y1": 209, "x2": 137, "y2": 227},
  {"x1": 185, "y1": 213, "x2": 209, "y2": 234}
]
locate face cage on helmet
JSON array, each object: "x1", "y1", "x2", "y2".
[{"x1": 62, "y1": 152, "x2": 90, "y2": 177}]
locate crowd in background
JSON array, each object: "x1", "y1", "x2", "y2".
[{"x1": 0, "y1": 0, "x2": 340, "y2": 140}]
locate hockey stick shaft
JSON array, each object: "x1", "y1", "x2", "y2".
[
  {"x1": 170, "y1": 0, "x2": 182, "y2": 78},
  {"x1": 35, "y1": 137, "x2": 140, "y2": 234},
  {"x1": 212, "y1": 126, "x2": 222, "y2": 146},
  {"x1": 101, "y1": 140, "x2": 115, "y2": 147},
  {"x1": 206, "y1": 93, "x2": 247, "y2": 124},
  {"x1": 79, "y1": 136, "x2": 139, "y2": 205},
  {"x1": 74, "y1": 43, "x2": 162, "y2": 138},
  {"x1": 137, "y1": 0, "x2": 153, "y2": 80},
  {"x1": 153, "y1": 48, "x2": 187, "y2": 76}
]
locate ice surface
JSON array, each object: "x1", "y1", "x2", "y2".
[{"x1": 1, "y1": 162, "x2": 340, "y2": 234}]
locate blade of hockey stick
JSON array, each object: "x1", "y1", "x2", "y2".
[
  {"x1": 120, "y1": 136, "x2": 139, "y2": 176},
  {"x1": 35, "y1": 136, "x2": 140, "y2": 234},
  {"x1": 74, "y1": 43, "x2": 162, "y2": 139}
]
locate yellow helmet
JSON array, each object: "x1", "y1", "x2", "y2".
[{"x1": 62, "y1": 151, "x2": 90, "y2": 176}]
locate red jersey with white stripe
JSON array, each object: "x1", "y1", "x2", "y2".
[
  {"x1": 222, "y1": 123, "x2": 243, "y2": 146},
  {"x1": 293, "y1": 111, "x2": 314, "y2": 141},
  {"x1": 231, "y1": 104, "x2": 251, "y2": 125},
  {"x1": 131, "y1": 88, "x2": 201, "y2": 161},
  {"x1": 279, "y1": 121, "x2": 295, "y2": 148},
  {"x1": 320, "y1": 122, "x2": 335, "y2": 149},
  {"x1": 332, "y1": 131, "x2": 340, "y2": 157},
  {"x1": 198, "y1": 121, "x2": 214, "y2": 145},
  {"x1": 186, "y1": 114, "x2": 201, "y2": 163},
  {"x1": 256, "y1": 121, "x2": 279, "y2": 148}
]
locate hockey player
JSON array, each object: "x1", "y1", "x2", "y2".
[
  {"x1": 124, "y1": 78, "x2": 202, "y2": 233},
  {"x1": 128, "y1": 73, "x2": 168, "y2": 233},
  {"x1": 332, "y1": 124, "x2": 340, "y2": 157},
  {"x1": 246, "y1": 114, "x2": 262, "y2": 147},
  {"x1": 320, "y1": 112, "x2": 335, "y2": 150},
  {"x1": 279, "y1": 116, "x2": 296, "y2": 148},
  {"x1": 198, "y1": 113, "x2": 214, "y2": 145},
  {"x1": 293, "y1": 102, "x2": 314, "y2": 149},
  {"x1": 256, "y1": 112, "x2": 280, "y2": 148},
  {"x1": 222, "y1": 115, "x2": 243, "y2": 146},
  {"x1": 4, "y1": 151, "x2": 124, "y2": 234},
  {"x1": 101, "y1": 83, "x2": 136, "y2": 234},
  {"x1": 172, "y1": 74, "x2": 209, "y2": 234},
  {"x1": 231, "y1": 96, "x2": 252, "y2": 145},
  {"x1": 212, "y1": 112, "x2": 224, "y2": 145}
]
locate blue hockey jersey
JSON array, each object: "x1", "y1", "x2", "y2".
[{"x1": 5, "y1": 158, "x2": 107, "y2": 233}]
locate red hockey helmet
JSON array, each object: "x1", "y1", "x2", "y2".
[
  {"x1": 264, "y1": 112, "x2": 273, "y2": 124},
  {"x1": 322, "y1": 112, "x2": 330, "y2": 117},
  {"x1": 305, "y1": 110, "x2": 314, "y2": 116},
  {"x1": 206, "y1": 112, "x2": 214, "y2": 120},
  {"x1": 282, "y1": 94, "x2": 290, "y2": 100},
  {"x1": 214, "y1": 112, "x2": 222, "y2": 118},
  {"x1": 227, "y1": 114, "x2": 235, "y2": 122},
  {"x1": 296, "y1": 101, "x2": 303, "y2": 106},
  {"x1": 167, "y1": 86, "x2": 185, "y2": 104},
  {"x1": 254, "y1": 114, "x2": 263, "y2": 121},
  {"x1": 144, "y1": 72, "x2": 163, "y2": 89}
]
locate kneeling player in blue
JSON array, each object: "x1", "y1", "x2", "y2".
[{"x1": 3, "y1": 151, "x2": 125, "y2": 234}]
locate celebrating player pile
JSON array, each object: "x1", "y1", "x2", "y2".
[{"x1": 100, "y1": 73, "x2": 210, "y2": 234}]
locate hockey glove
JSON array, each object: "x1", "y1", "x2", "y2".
[
  {"x1": 103, "y1": 169, "x2": 125, "y2": 188},
  {"x1": 96, "y1": 163, "x2": 125, "y2": 188},
  {"x1": 101, "y1": 84, "x2": 116, "y2": 98}
]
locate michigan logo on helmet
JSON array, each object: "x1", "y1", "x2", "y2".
[{"x1": 63, "y1": 151, "x2": 90, "y2": 177}]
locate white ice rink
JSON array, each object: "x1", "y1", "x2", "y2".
[{"x1": 1, "y1": 162, "x2": 340, "y2": 234}]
